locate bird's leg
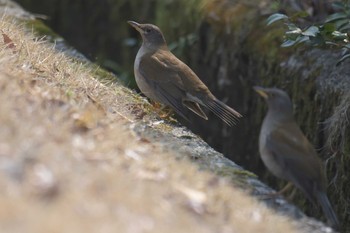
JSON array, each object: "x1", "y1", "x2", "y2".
[
  {"x1": 258, "y1": 182, "x2": 294, "y2": 200},
  {"x1": 149, "y1": 100, "x2": 162, "y2": 109},
  {"x1": 277, "y1": 182, "x2": 294, "y2": 195},
  {"x1": 149, "y1": 100, "x2": 175, "y2": 120},
  {"x1": 158, "y1": 106, "x2": 174, "y2": 119},
  {"x1": 286, "y1": 184, "x2": 297, "y2": 200}
]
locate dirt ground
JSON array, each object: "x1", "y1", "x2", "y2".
[{"x1": 0, "y1": 7, "x2": 333, "y2": 233}]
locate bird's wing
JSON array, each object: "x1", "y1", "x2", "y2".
[
  {"x1": 153, "y1": 50, "x2": 212, "y2": 95},
  {"x1": 265, "y1": 122, "x2": 326, "y2": 199},
  {"x1": 138, "y1": 52, "x2": 199, "y2": 120}
]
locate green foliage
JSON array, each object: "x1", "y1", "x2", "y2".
[
  {"x1": 266, "y1": 13, "x2": 288, "y2": 26},
  {"x1": 267, "y1": 1, "x2": 350, "y2": 65}
]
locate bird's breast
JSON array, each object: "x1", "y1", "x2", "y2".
[
  {"x1": 134, "y1": 50, "x2": 160, "y2": 102},
  {"x1": 259, "y1": 120, "x2": 289, "y2": 180}
]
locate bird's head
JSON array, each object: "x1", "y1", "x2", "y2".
[
  {"x1": 128, "y1": 21, "x2": 167, "y2": 50},
  {"x1": 253, "y1": 86, "x2": 294, "y2": 116}
]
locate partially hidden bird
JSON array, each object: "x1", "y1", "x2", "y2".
[
  {"x1": 128, "y1": 21, "x2": 242, "y2": 126},
  {"x1": 254, "y1": 86, "x2": 339, "y2": 229}
]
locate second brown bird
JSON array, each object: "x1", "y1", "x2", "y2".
[
  {"x1": 254, "y1": 86, "x2": 339, "y2": 229},
  {"x1": 128, "y1": 21, "x2": 242, "y2": 126}
]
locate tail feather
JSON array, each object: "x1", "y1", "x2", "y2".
[
  {"x1": 205, "y1": 98, "x2": 242, "y2": 126},
  {"x1": 316, "y1": 192, "x2": 340, "y2": 229},
  {"x1": 183, "y1": 101, "x2": 208, "y2": 120},
  {"x1": 206, "y1": 102, "x2": 236, "y2": 126}
]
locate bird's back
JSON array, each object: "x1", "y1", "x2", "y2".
[{"x1": 260, "y1": 114, "x2": 327, "y2": 193}]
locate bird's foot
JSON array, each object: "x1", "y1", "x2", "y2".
[
  {"x1": 258, "y1": 182, "x2": 294, "y2": 200},
  {"x1": 148, "y1": 101, "x2": 177, "y2": 123},
  {"x1": 158, "y1": 107, "x2": 176, "y2": 122},
  {"x1": 150, "y1": 100, "x2": 162, "y2": 110}
]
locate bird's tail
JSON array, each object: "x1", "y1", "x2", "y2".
[
  {"x1": 203, "y1": 97, "x2": 242, "y2": 126},
  {"x1": 316, "y1": 191, "x2": 340, "y2": 230}
]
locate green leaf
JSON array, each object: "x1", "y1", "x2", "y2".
[
  {"x1": 344, "y1": 44, "x2": 350, "y2": 49},
  {"x1": 332, "y1": 31, "x2": 348, "y2": 39},
  {"x1": 338, "y1": 21, "x2": 350, "y2": 32},
  {"x1": 290, "y1": 11, "x2": 309, "y2": 20},
  {"x1": 286, "y1": 22, "x2": 299, "y2": 30},
  {"x1": 286, "y1": 28, "x2": 302, "y2": 35},
  {"x1": 266, "y1": 13, "x2": 288, "y2": 26},
  {"x1": 325, "y1": 12, "x2": 348, "y2": 23},
  {"x1": 325, "y1": 41, "x2": 339, "y2": 46},
  {"x1": 309, "y1": 34, "x2": 325, "y2": 46},
  {"x1": 332, "y1": 2, "x2": 346, "y2": 11},
  {"x1": 295, "y1": 11, "x2": 309, "y2": 18},
  {"x1": 302, "y1": 26, "x2": 319, "y2": 37},
  {"x1": 335, "y1": 19, "x2": 350, "y2": 30},
  {"x1": 295, "y1": 36, "x2": 310, "y2": 44},
  {"x1": 336, "y1": 53, "x2": 350, "y2": 66},
  {"x1": 323, "y1": 23, "x2": 336, "y2": 33},
  {"x1": 281, "y1": 39, "x2": 297, "y2": 47},
  {"x1": 285, "y1": 28, "x2": 302, "y2": 40}
]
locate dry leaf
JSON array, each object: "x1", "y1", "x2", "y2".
[{"x1": 1, "y1": 30, "x2": 17, "y2": 53}]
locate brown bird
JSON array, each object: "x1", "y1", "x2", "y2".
[
  {"x1": 254, "y1": 86, "x2": 339, "y2": 229},
  {"x1": 128, "y1": 21, "x2": 242, "y2": 126}
]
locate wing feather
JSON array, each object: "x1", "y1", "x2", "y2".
[
  {"x1": 138, "y1": 51, "x2": 208, "y2": 120},
  {"x1": 265, "y1": 122, "x2": 326, "y2": 199}
]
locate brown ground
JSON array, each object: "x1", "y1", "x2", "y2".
[{"x1": 0, "y1": 12, "x2": 310, "y2": 233}]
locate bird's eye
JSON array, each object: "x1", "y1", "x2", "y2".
[{"x1": 145, "y1": 28, "x2": 151, "y2": 33}]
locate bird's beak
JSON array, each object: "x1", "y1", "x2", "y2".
[
  {"x1": 128, "y1": 21, "x2": 142, "y2": 32},
  {"x1": 253, "y1": 86, "x2": 269, "y2": 99}
]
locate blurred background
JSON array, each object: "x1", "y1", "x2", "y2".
[{"x1": 13, "y1": 0, "x2": 350, "y2": 229}]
